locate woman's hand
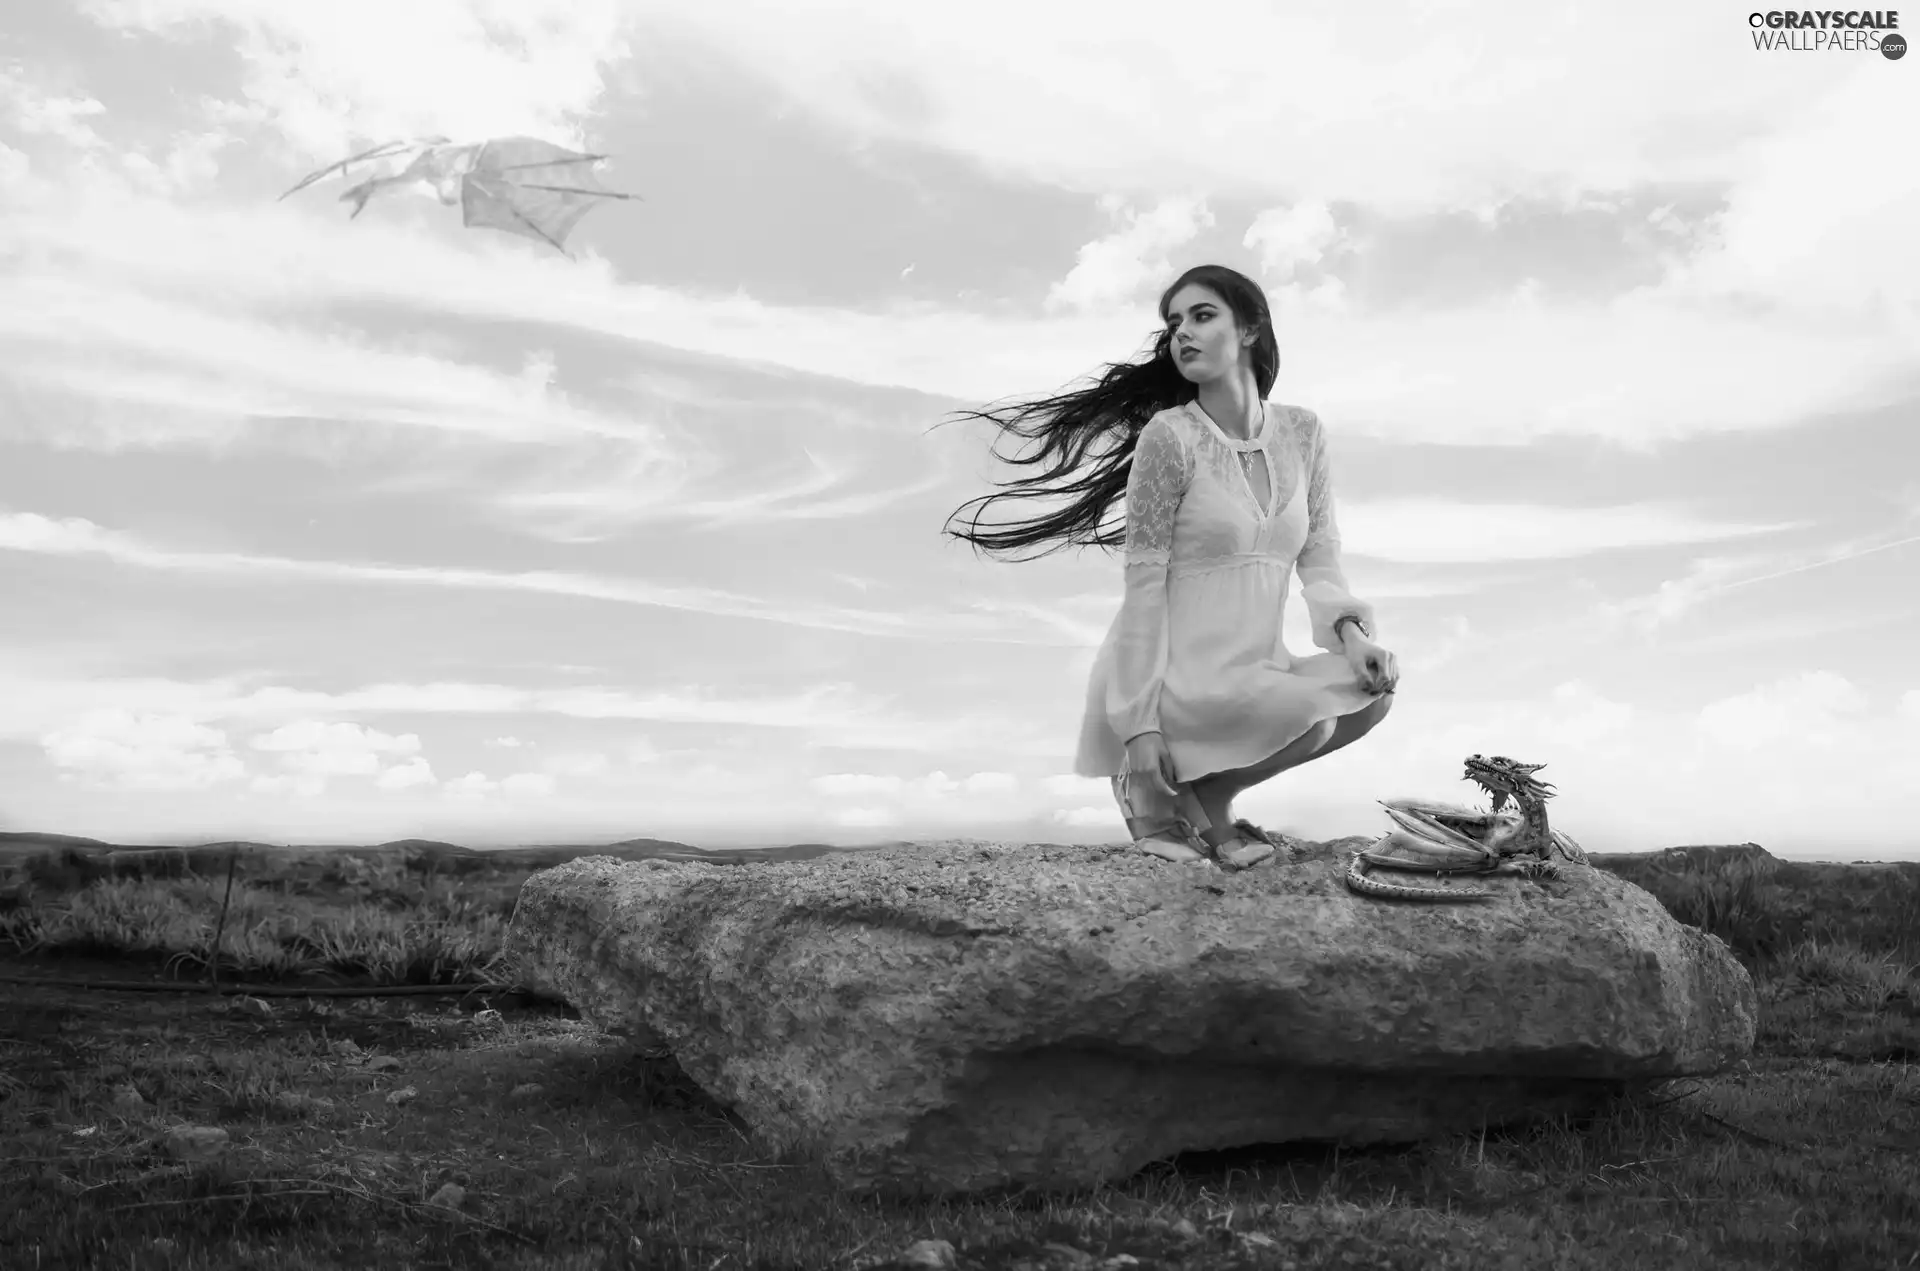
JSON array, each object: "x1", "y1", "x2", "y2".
[
  {"x1": 1123, "y1": 732, "x2": 1181, "y2": 799},
  {"x1": 1342, "y1": 633, "x2": 1399, "y2": 696}
]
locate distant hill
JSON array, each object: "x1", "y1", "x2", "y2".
[{"x1": 0, "y1": 831, "x2": 865, "y2": 893}]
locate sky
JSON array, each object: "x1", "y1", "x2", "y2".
[{"x1": 1, "y1": 1, "x2": 1916, "y2": 858}]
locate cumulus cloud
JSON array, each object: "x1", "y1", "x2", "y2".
[
  {"x1": 250, "y1": 719, "x2": 422, "y2": 778},
  {"x1": 440, "y1": 770, "x2": 558, "y2": 799},
  {"x1": 1046, "y1": 195, "x2": 1216, "y2": 313},
  {"x1": 40, "y1": 709, "x2": 246, "y2": 791},
  {"x1": 1694, "y1": 671, "x2": 1871, "y2": 752},
  {"x1": 1245, "y1": 201, "x2": 1345, "y2": 283},
  {"x1": 1051, "y1": 806, "x2": 1116, "y2": 828},
  {"x1": 374, "y1": 757, "x2": 436, "y2": 790}
]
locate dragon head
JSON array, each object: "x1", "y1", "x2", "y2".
[{"x1": 1462, "y1": 754, "x2": 1556, "y2": 805}]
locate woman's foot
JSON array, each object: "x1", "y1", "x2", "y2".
[
  {"x1": 1136, "y1": 834, "x2": 1208, "y2": 864},
  {"x1": 1124, "y1": 812, "x2": 1209, "y2": 865},
  {"x1": 1199, "y1": 825, "x2": 1275, "y2": 871},
  {"x1": 1195, "y1": 803, "x2": 1275, "y2": 871},
  {"x1": 1215, "y1": 836, "x2": 1276, "y2": 870}
]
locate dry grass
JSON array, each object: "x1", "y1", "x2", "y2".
[
  {"x1": 2, "y1": 846, "x2": 1918, "y2": 1268},
  {"x1": 2, "y1": 981, "x2": 1917, "y2": 1270},
  {"x1": 1, "y1": 870, "x2": 513, "y2": 986}
]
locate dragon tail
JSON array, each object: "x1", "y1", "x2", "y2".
[{"x1": 1344, "y1": 854, "x2": 1496, "y2": 903}]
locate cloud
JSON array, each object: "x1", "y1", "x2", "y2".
[
  {"x1": 1694, "y1": 671, "x2": 1870, "y2": 752},
  {"x1": 1593, "y1": 526, "x2": 1920, "y2": 637},
  {"x1": 1052, "y1": 805, "x2": 1117, "y2": 828},
  {"x1": 249, "y1": 719, "x2": 423, "y2": 778},
  {"x1": 811, "y1": 773, "x2": 901, "y2": 797},
  {"x1": 809, "y1": 770, "x2": 1022, "y2": 803},
  {"x1": 0, "y1": 272, "x2": 676, "y2": 452},
  {"x1": 0, "y1": 667, "x2": 1035, "y2": 760},
  {"x1": 615, "y1": 1, "x2": 1913, "y2": 438},
  {"x1": 490, "y1": 447, "x2": 951, "y2": 541},
  {"x1": 437, "y1": 770, "x2": 553, "y2": 798},
  {"x1": 441, "y1": 772, "x2": 495, "y2": 799},
  {"x1": 0, "y1": 511, "x2": 1068, "y2": 643},
  {"x1": 640, "y1": 2, "x2": 1861, "y2": 223},
  {"x1": 2, "y1": 74, "x2": 109, "y2": 149},
  {"x1": 1220, "y1": 671, "x2": 1920, "y2": 854},
  {"x1": 538, "y1": 751, "x2": 614, "y2": 779},
  {"x1": 1336, "y1": 500, "x2": 1804, "y2": 565},
  {"x1": 374, "y1": 757, "x2": 436, "y2": 790},
  {"x1": 250, "y1": 772, "x2": 326, "y2": 797},
  {"x1": 81, "y1": 0, "x2": 636, "y2": 158},
  {"x1": 1046, "y1": 195, "x2": 1215, "y2": 313},
  {"x1": 1042, "y1": 774, "x2": 1110, "y2": 801},
  {"x1": 2, "y1": 142, "x2": 1909, "y2": 451},
  {"x1": 40, "y1": 708, "x2": 247, "y2": 790},
  {"x1": 1245, "y1": 201, "x2": 1345, "y2": 282},
  {"x1": 1539, "y1": 681, "x2": 1635, "y2": 749}
]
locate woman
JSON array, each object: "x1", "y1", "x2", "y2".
[{"x1": 943, "y1": 264, "x2": 1399, "y2": 870}]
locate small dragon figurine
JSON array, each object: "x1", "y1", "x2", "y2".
[{"x1": 1345, "y1": 754, "x2": 1590, "y2": 902}]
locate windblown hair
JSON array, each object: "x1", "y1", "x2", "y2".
[{"x1": 937, "y1": 264, "x2": 1280, "y2": 562}]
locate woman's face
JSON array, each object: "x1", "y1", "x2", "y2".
[{"x1": 1164, "y1": 284, "x2": 1251, "y2": 386}]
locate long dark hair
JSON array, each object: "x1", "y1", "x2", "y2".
[{"x1": 936, "y1": 264, "x2": 1279, "y2": 562}]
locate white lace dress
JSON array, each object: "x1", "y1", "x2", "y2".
[{"x1": 1073, "y1": 400, "x2": 1383, "y2": 786}]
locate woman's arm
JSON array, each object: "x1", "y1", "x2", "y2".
[
  {"x1": 1293, "y1": 408, "x2": 1378, "y2": 654},
  {"x1": 1106, "y1": 414, "x2": 1190, "y2": 742}
]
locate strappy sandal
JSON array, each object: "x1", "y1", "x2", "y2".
[
  {"x1": 1234, "y1": 818, "x2": 1302, "y2": 859},
  {"x1": 1202, "y1": 819, "x2": 1278, "y2": 871},
  {"x1": 1125, "y1": 812, "x2": 1208, "y2": 864},
  {"x1": 1116, "y1": 771, "x2": 1209, "y2": 865}
]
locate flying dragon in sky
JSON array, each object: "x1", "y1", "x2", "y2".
[{"x1": 278, "y1": 135, "x2": 639, "y2": 256}]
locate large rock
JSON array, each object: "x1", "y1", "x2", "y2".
[{"x1": 506, "y1": 837, "x2": 1755, "y2": 1195}]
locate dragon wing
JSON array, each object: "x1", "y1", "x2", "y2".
[
  {"x1": 278, "y1": 136, "x2": 453, "y2": 201},
  {"x1": 1377, "y1": 798, "x2": 1507, "y2": 850},
  {"x1": 455, "y1": 136, "x2": 639, "y2": 255}
]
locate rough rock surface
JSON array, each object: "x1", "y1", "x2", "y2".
[{"x1": 505, "y1": 836, "x2": 1756, "y2": 1195}]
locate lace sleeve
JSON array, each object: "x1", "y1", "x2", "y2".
[
  {"x1": 1121, "y1": 415, "x2": 1189, "y2": 566},
  {"x1": 1293, "y1": 408, "x2": 1377, "y2": 652},
  {"x1": 1107, "y1": 415, "x2": 1190, "y2": 741}
]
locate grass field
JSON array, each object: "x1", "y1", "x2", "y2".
[{"x1": 2, "y1": 841, "x2": 1917, "y2": 1270}]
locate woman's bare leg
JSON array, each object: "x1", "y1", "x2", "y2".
[{"x1": 1190, "y1": 691, "x2": 1396, "y2": 847}]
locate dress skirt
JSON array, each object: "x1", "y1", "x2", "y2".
[{"x1": 1073, "y1": 556, "x2": 1377, "y2": 787}]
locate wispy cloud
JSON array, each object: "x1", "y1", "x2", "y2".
[
  {"x1": 3, "y1": 669, "x2": 902, "y2": 741},
  {"x1": 1594, "y1": 526, "x2": 1920, "y2": 635},
  {"x1": 1, "y1": 143, "x2": 1909, "y2": 455},
  {"x1": 1337, "y1": 499, "x2": 1805, "y2": 564},
  {"x1": 0, "y1": 510, "x2": 1066, "y2": 642}
]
